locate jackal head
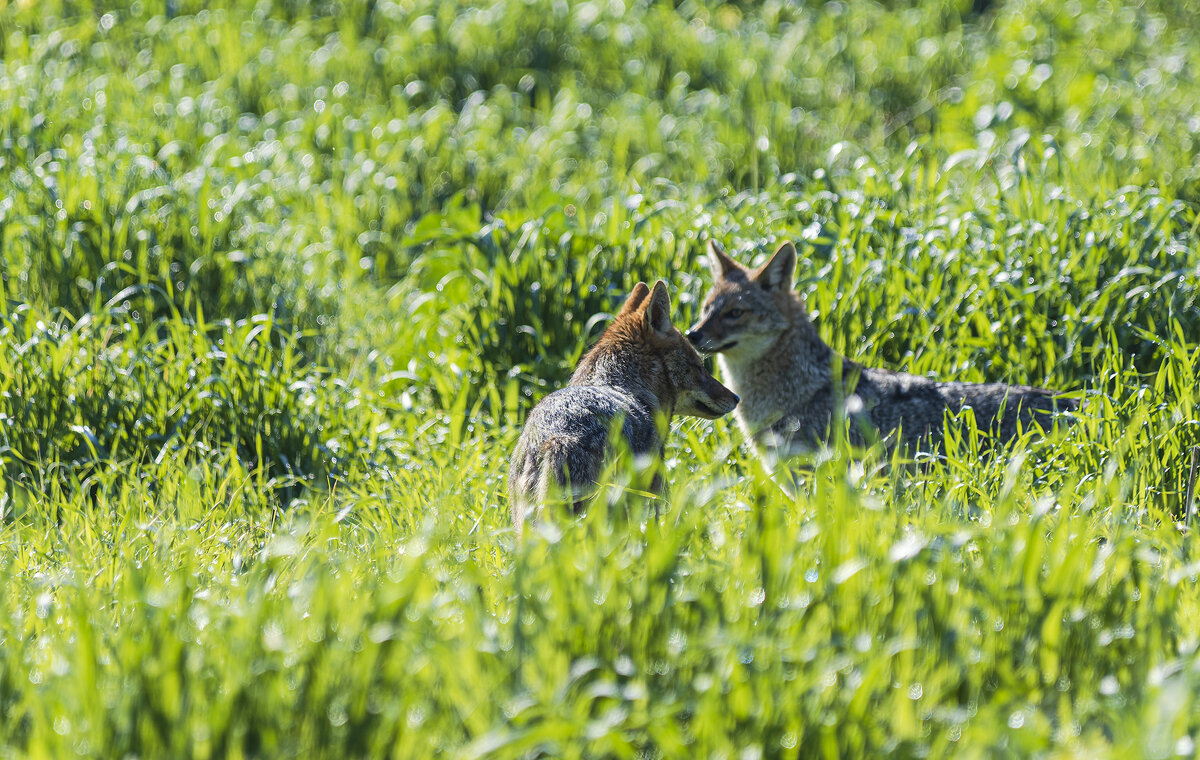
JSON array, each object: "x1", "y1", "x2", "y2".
[
  {"x1": 686, "y1": 240, "x2": 800, "y2": 360},
  {"x1": 581, "y1": 281, "x2": 740, "y2": 419}
]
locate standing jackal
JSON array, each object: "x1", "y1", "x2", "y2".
[
  {"x1": 509, "y1": 281, "x2": 739, "y2": 532},
  {"x1": 687, "y1": 240, "x2": 1075, "y2": 461}
]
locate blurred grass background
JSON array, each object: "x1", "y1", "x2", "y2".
[{"x1": 1, "y1": 0, "x2": 1200, "y2": 757}]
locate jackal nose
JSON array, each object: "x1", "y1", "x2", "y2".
[{"x1": 686, "y1": 330, "x2": 701, "y2": 344}]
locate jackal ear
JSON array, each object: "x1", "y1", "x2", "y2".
[
  {"x1": 706, "y1": 239, "x2": 742, "y2": 278},
  {"x1": 643, "y1": 280, "x2": 673, "y2": 336},
  {"x1": 620, "y1": 282, "x2": 652, "y2": 315},
  {"x1": 752, "y1": 241, "x2": 797, "y2": 291}
]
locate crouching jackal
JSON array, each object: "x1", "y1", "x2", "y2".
[
  {"x1": 687, "y1": 240, "x2": 1076, "y2": 462},
  {"x1": 509, "y1": 281, "x2": 739, "y2": 533}
]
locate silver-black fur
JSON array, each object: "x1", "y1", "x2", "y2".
[
  {"x1": 509, "y1": 281, "x2": 739, "y2": 533},
  {"x1": 688, "y1": 240, "x2": 1076, "y2": 461}
]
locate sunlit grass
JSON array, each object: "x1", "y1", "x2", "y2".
[{"x1": 1, "y1": 0, "x2": 1200, "y2": 757}]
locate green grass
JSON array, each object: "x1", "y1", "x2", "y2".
[{"x1": 2, "y1": 0, "x2": 1200, "y2": 757}]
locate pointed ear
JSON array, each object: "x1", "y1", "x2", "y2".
[
  {"x1": 752, "y1": 242, "x2": 797, "y2": 291},
  {"x1": 619, "y1": 282, "x2": 651, "y2": 314},
  {"x1": 642, "y1": 280, "x2": 673, "y2": 335},
  {"x1": 706, "y1": 239, "x2": 742, "y2": 278}
]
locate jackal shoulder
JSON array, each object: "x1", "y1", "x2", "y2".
[{"x1": 516, "y1": 385, "x2": 660, "y2": 457}]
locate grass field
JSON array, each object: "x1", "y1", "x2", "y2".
[{"x1": 2, "y1": 0, "x2": 1200, "y2": 757}]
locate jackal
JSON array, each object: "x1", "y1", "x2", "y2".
[
  {"x1": 687, "y1": 240, "x2": 1075, "y2": 462},
  {"x1": 509, "y1": 281, "x2": 739, "y2": 532}
]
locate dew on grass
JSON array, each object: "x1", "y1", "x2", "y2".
[{"x1": 1176, "y1": 736, "x2": 1195, "y2": 757}]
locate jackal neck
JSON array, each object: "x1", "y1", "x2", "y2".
[
  {"x1": 722, "y1": 316, "x2": 839, "y2": 398},
  {"x1": 778, "y1": 318, "x2": 836, "y2": 375},
  {"x1": 570, "y1": 348, "x2": 670, "y2": 415}
]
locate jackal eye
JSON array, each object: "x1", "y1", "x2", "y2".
[{"x1": 724, "y1": 308, "x2": 744, "y2": 320}]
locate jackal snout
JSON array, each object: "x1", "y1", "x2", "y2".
[
  {"x1": 685, "y1": 323, "x2": 738, "y2": 355},
  {"x1": 674, "y1": 349, "x2": 740, "y2": 419}
]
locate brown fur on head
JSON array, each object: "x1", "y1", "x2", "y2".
[
  {"x1": 687, "y1": 240, "x2": 810, "y2": 360},
  {"x1": 573, "y1": 281, "x2": 739, "y2": 419}
]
